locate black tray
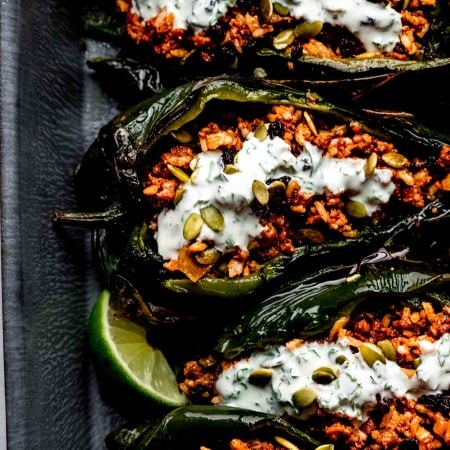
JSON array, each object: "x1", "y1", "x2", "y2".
[
  {"x1": 1, "y1": 2, "x2": 449, "y2": 450},
  {"x1": 1, "y1": 1, "x2": 122, "y2": 448}
]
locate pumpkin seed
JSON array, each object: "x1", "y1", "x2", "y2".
[
  {"x1": 377, "y1": 340, "x2": 396, "y2": 361},
  {"x1": 360, "y1": 342, "x2": 386, "y2": 367},
  {"x1": 274, "y1": 436, "x2": 299, "y2": 450},
  {"x1": 200, "y1": 205, "x2": 225, "y2": 231},
  {"x1": 335, "y1": 355, "x2": 349, "y2": 366},
  {"x1": 311, "y1": 366, "x2": 339, "y2": 384},
  {"x1": 343, "y1": 229, "x2": 360, "y2": 239},
  {"x1": 189, "y1": 155, "x2": 198, "y2": 171},
  {"x1": 252, "y1": 179, "x2": 270, "y2": 205},
  {"x1": 138, "y1": 222, "x2": 147, "y2": 251},
  {"x1": 414, "y1": 357, "x2": 422, "y2": 368},
  {"x1": 302, "y1": 401, "x2": 318, "y2": 416},
  {"x1": 300, "y1": 228, "x2": 325, "y2": 244},
  {"x1": 190, "y1": 168, "x2": 200, "y2": 184},
  {"x1": 273, "y1": 2, "x2": 290, "y2": 15},
  {"x1": 311, "y1": 370, "x2": 336, "y2": 385},
  {"x1": 346, "y1": 273, "x2": 361, "y2": 283},
  {"x1": 402, "y1": 368, "x2": 416, "y2": 379},
  {"x1": 247, "y1": 239, "x2": 259, "y2": 250},
  {"x1": 268, "y1": 180, "x2": 286, "y2": 195},
  {"x1": 248, "y1": 368, "x2": 273, "y2": 385},
  {"x1": 303, "y1": 111, "x2": 318, "y2": 136},
  {"x1": 260, "y1": 0, "x2": 273, "y2": 23},
  {"x1": 188, "y1": 241, "x2": 208, "y2": 252},
  {"x1": 274, "y1": 436, "x2": 300, "y2": 450},
  {"x1": 254, "y1": 121, "x2": 268, "y2": 141},
  {"x1": 253, "y1": 67, "x2": 268, "y2": 78},
  {"x1": 294, "y1": 20, "x2": 323, "y2": 39},
  {"x1": 167, "y1": 164, "x2": 190, "y2": 183},
  {"x1": 273, "y1": 29, "x2": 295, "y2": 50},
  {"x1": 365, "y1": 152, "x2": 378, "y2": 178},
  {"x1": 224, "y1": 164, "x2": 241, "y2": 174},
  {"x1": 414, "y1": 49, "x2": 424, "y2": 62},
  {"x1": 199, "y1": 356, "x2": 216, "y2": 368},
  {"x1": 183, "y1": 213, "x2": 204, "y2": 241},
  {"x1": 170, "y1": 129, "x2": 193, "y2": 144},
  {"x1": 292, "y1": 386, "x2": 317, "y2": 408},
  {"x1": 381, "y1": 152, "x2": 409, "y2": 169},
  {"x1": 174, "y1": 188, "x2": 186, "y2": 205},
  {"x1": 315, "y1": 445, "x2": 334, "y2": 450},
  {"x1": 195, "y1": 248, "x2": 221, "y2": 265},
  {"x1": 346, "y1": 201, "x2": 367, "y2": 219}
]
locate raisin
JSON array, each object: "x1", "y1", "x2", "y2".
[
  {"x1": 423, "y1": 46, "x2": 437, "y2": 60},
  {"x1": 251, "y1": 202, "x2": 269, "y2": 219},
  {"x1": 393, "y1": 42, "x2": 408, "y2": 56},
  {"x1": 320, "y1": 24, "x2": 364, "y2": 57},
  {"x1": 207, "y1": 22, "x2": 226, "y2": 43},
  {"x1": 268, "y1": 121, "x2": 285, "y2": 138},
  {"x1": 217, "y1": 44, "x2": 238, "y2": 66},
  {"x1": 236, "y1": 0, "x2": 257, "y2": 9},
  {"x1": 270, "y1": 198, "x2": 290, "y2": 215},
  {"x1": 398, "y1": 439, "x2": 419, "y2": 450},
  {"x1": 188, "y1": 386, "x2": 212, "y2": 404},
  {"x1": 221, "y1": 148, "x2": 236, "y2": 165},
  {"x1": 290, "y1": 42, "x2": 304, "y2": 59},
  {"x1": 339, "y1": 37, "x2": 363, "y2": 58},
  {"x1": 243, "y1": 37, "x2": 258, "y2": 54},
  {"x1": 267, "y1": 176, "x2": 291, "y2": 185},
  {"x1": 302, "y1": 162, "x2": 311, "y2": 171},
  {"x1": 419, "y1": 393, "x2": 450, "y2": 416}
]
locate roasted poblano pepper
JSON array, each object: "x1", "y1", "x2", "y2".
[
  {"x1": 106, "y1": 405, "x2": 322, "y2": 450},
  {"x1": 216, "y1": 254, "x2": 450, "y2": 358},
  {"x1": 86, "y1": 58, "x2": 165, "y2": 106},
  {"x1": 56, "y1": 76, "x2": 450, "y2": 321},
  {"x1": 80, "y1": 0, "x2": 450, "y2": 84},
  {"x1": 216, "y1": 202, "x2": 450, "y2": 356},
  {"x1": 72, "y1": 76, "x2": 450, "y2": 209}
]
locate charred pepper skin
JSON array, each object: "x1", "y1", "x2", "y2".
[
  {"x1": 80, "y1": 0, "x2": 450, "y2": 82},
  {"x1": 63, "y1": 77, "x2": 450, "y2": 308},
  {"x1": 216, "y1": 212, "x2": 450, "y2": 358},
  {"x1": 125, "y1": 405, "x2": 322, "y2": 450},
  {"x1": 216, "y1": 199, "x2": 450, "y2": 358},
  {"x1": 216, "y1": 261, "x2": 450, "y2": 359},
  {"x1": 73, "y1": 76, "x2": 450, "y2": 211}
]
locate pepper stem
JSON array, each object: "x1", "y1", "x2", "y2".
[{"x1": 53, "y1": 206, "x2": 124, "y2": 226}]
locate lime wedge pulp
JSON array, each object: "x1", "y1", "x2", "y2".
[{"x1": 88, "y1": 290, "x2": 188, "y2": 407}]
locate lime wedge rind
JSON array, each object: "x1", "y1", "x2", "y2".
[{"x1": 88, "y1": 290, "x2": 188, "y2": 407}]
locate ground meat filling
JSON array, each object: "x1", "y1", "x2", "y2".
[
  {"x1": 201, "y1": 440, "x2": 291, "y2": 450},
  {"x1": 180, "y1": 302, "x2": 450, "y2": 450},
  {"x1": 142, "y1": 102, "x2": 448, "y2": 281},
  {"x1": 117, "y1": 0, "x2": 436, "y2": 65}
]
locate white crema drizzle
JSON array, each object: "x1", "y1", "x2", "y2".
[
  {"x1": 216, "y1": 334, "x2": 450, "y2": 421},
  {"x1": 131, "y1": 0, "x2": 236, "y2": 33},
  {"x1": 155, "y1": 134, "x2": 395, "y2": 261},
  {"x1": 131, "y1": 0, "x2": 402, "y2": 51},
  {"x1": 276, "y1": 0, "x2": 402, "y2": 52}
]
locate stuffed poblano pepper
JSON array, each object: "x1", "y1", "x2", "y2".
[
  {"x1": 56, "y1": 77, "x2": 450, "y2": 317},
  {"x1": 81, "y1": 0, "x2": 450, "y2": 84},
  {"x1": 173, "y1": 270, "x2": 450, "y2": 450}
]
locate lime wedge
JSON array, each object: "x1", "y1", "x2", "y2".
[{"x1": 88, "y1": 290, "x2": 188, "y2": 407}]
